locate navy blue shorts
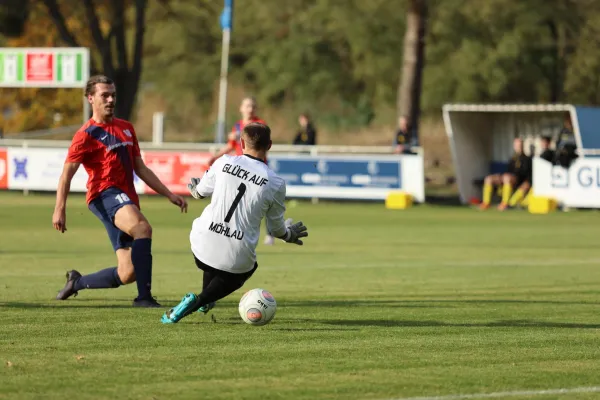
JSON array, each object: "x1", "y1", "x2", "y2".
[{"x1": 88, "y1": 187, "x2": 135, "y2": 252}]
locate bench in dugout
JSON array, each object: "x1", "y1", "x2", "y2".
[{"x1": 472, "y1": 161, "x2": 509, "y2": 189}]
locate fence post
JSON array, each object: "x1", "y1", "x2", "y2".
[{"x1": 152, "y1": 112, "x2": 164, "y2": 145}]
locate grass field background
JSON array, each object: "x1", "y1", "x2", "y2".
[{"x1": 1, "y1": 192, "x2": 600, "y2": 400}]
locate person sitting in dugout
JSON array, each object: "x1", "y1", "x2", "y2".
[{"x1": 479, "y1": 137, "x2": 532, "y2": 211}]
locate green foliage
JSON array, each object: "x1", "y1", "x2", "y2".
[
  {"x1": 6, "y1": 0, "x2": 600, "y2": 132},
  {"x1": 0, "y1": 1, "x2": 85, "y2": 133},
  {"x1": 564, "y1": 4, "x2": 600, "y2": 104},
  {"x1": 142, "y1": 0, "x2": 600, "y2": 130},
  {"x1": 143, "y1": 0, "x2": 405, "y2": 127},
  {"x1": 144, "y1": 1, "x2": 222, "y2": 113}
]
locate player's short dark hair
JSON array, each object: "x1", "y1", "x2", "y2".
[
  {"x1": 541, "y1": 135, "x2": 552, "y2": 143},
  {"x1": 85, "y1": 75, "x2": 114, "y2": 96},
  {"x1": 242, "y1": 123, "x2": 271, "y2": 151}
]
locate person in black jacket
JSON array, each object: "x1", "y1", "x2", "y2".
[
  {"x1": 394, "y1": 116, "x2": 413, "y2": 154},
  {"x1": 480, "y1": 137, "x2": 532, "y2": 211},
  {"x1": 539, "y1": 136, "x2": 555, "y2": 163},
  {"x1": 555, "y1": 114, "x2": 578, "y2": 167},
  {"x1": 293, "y1": 113, "x2": 317, "y2": 145}
]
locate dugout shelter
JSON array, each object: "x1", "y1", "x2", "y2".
[{"x1": 442, "y1": 104, "x2": 600, "y2": 204}]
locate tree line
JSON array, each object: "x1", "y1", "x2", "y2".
[{"x1": 1, "y1": 0, "x2": 599, "y2": 136}]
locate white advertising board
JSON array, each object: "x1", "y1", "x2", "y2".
[
  {"x1": 3, "y1": 147, "x2": 424, "y2": 202},
  {"x1": 7, "y1": 148, "x2": 144, "y2": 194},
  {"x1": 533, "y1": 157, "x2": 600, "y2": 208}
]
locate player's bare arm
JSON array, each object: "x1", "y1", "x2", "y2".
[
  {"x1": 52, "y1": 162, "x2": 81, "y2": 233},
  {"x1": 133, "y1": 157, "x2": 188, "y2": 212}
]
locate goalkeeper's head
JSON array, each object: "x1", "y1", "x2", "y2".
[{"x1": 241, "y1": 122, "x2": 272, "y2": 158}]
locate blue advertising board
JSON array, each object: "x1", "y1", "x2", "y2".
[{"x1": 267, "y1": 154, "x2": 424, "y2": 201}]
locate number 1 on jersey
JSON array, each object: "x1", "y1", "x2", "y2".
[{"x1": 224, "y1": 183, "x2": 247, "y2": 223}]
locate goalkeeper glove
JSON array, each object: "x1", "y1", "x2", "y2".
[
  {"x1": 187, "y1": 177, "x2": 203, "y2": 199},
  {"x1": 282, "y1": 218, "x2": 308, "y2": 245}
]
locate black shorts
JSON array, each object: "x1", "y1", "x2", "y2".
[
  {"x1": 514, "y1": 175, "x2": 529, "y2": 188},
  {"x1": 194, "y1": 256, "x2": 258, "y2": 286}
]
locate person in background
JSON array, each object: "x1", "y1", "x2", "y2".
[
  {"x1": 539, "y1": 136, "x2": 555, "y2": 163},
  {"x1": 394, "y1": 116, "x2": 413, "y2": 154},
  {"x1": 207, "y1": 97, "x2": 274, "y2": 246},
  {"x1": 293, "y1": 113, "x2": 317, "y2": 145},
  {"x1": 480, "y1": 137, "x2": 532, "y2": 211},
  {"x1": 555, "y1": 114, "x2": 578, "y2": 167},
  {"x1": 53, "y1": 75, "x2": 188, "y2": 307},
  {"x1": 208, "y1": 97, "x2": 266, "y2": 165}
]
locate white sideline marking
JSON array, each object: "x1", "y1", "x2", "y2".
[{"x1": 385, "y1": 386, "x2": 600, "y2": 400}]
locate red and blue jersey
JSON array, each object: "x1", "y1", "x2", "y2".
[
  {"x1": 66, "y1": 118, "x2": 141, "y2": 206},
  {"x1": 228, "y1": 116, "x2": 266, "y2": 155}
]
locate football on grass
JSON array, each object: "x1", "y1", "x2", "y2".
[{"x1": 238, "y1": 288, "x2": 277, "y2": 326}]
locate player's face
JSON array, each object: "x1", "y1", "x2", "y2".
[
  {"x1": 541, "y1": 139, "x2": 550, "y2": 150},
  {"x1": 240, "y1": 99, "x2": 256, "y2": 119},
  {"x1": 399, "y1": 117, "x2": 408, "y2": 132},
  {"x1": 90, "y1": 83, "x2": 116, "y2": 118},
  {"x1": 513, "y1": 139, "x2": 523, "y2": 153}
]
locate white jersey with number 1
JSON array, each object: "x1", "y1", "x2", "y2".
[{"x1": 190, "y1": 154, "x2": 287, "y2": 273}]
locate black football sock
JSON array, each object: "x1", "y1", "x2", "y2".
[
  {"x1": 190, "y1": 274, "x2": 244, "y2": 313},
  {"x1": 203, "y1": 269, "x2": 217, "y2": 290},
  {"x1": 74, "y1": 267, "x2": 122, "y2": 291},
  {"x1": 131, "y1": 238, "x2": 152, "y2": 299}
]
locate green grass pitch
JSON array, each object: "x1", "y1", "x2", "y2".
[{"x1": 1, "y1": 192, "x2": 600, "y2": 400}]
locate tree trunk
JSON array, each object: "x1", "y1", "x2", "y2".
[
  {"x1": 43, "y1": 0, "x2": 147, "y2": 121},
  {"x1": 0, "y1": 0, "x2": 29, "y2": 37},
  {"x1": 397, "y1": 0, "x2": 427, "y2": 145}
]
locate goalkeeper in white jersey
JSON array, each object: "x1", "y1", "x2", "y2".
[{"x1": 161, "y1": 123, "x2": 308, "y2": 324}]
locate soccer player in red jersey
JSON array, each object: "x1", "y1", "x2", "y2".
[
  {"x1": 208, "y1": 97, "x2": 266, "y2": 164},
  {"x1": 52, "y1": 75, "x2": 188, "y2": 307},
  {"x1": 208, "y1": 97, "x2": 275, "y2": 244}
]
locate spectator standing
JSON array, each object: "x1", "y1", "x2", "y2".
[
  {"x1": 293, "y1": 113, "x2": 317, "y2": 145},
  {"x1": 394, "y1": 116, "x2": 413, "y2": 154}
]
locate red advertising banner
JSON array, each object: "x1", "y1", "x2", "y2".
[
  {"x1": 26, "y1": 53, "x2": 54, "y2": 82},
  {"x1": 0, "y1": 148, "x2": 7, "y2": 189},
  {"x1": 143, "y1": 151, "x2": 211, "y2": 195}
]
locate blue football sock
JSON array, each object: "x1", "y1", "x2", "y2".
[
  {"x1": 131, "y1": 238, "x2": 152, "y2": 299},
  {"x1": 74, "y1": 267, "x2": 122, "y2": 291}
]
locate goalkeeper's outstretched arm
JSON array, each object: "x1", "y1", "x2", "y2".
[{"x1": 266, "y1": 182, "x2": 308, "y2": 245}]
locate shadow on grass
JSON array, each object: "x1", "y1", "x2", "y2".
[
  {"x1": 319, "y1": 319, "x2": 600, "y2": 329},
  {"x1": 186, "y1": 316, "x2": 360, "y2": 331},
  {"x1": 281, "y1": 300, "x2": 452, "y2": 308},
  {"x1": 3, "y1": 297, "x2": 598, "y2": 310},
  {"x1": 282, "y1": 299, "x2": 600, "y2": 307},
  {"x1": 0, "y1": 302, "x2": 135, "y2": 309},
  {"x1": 2, "y1": 302, "x2": 598, "y2": 329}
]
